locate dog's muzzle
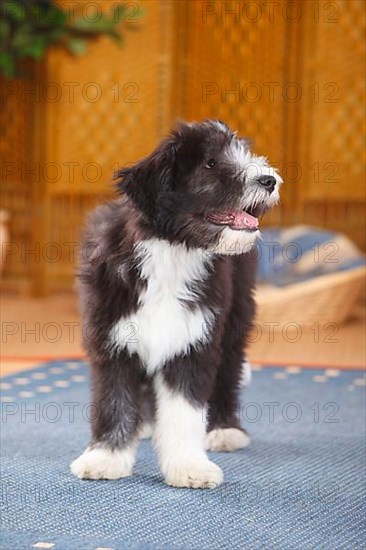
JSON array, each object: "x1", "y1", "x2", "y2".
[{"x1": 257, "y1": 175, "x2": 276, "y2": 194}]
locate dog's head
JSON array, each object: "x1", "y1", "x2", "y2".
[{"x1": 116, "y1": 120, "x2": 282, "y2": 254}]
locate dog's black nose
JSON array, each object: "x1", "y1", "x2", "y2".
[{"x1": 258, "y1": 175, "x2": 276, "y2": 193}]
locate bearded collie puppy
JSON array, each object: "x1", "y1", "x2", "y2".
[{"x1": 70, "y1": 120, "x2": 282, "y2": 489}]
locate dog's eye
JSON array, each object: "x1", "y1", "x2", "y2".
[{"x1": 205, "y1": 159, "x2": 216, "y2": 169}]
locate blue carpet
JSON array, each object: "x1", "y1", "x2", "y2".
[{"x1": 1, "y1": 361, "x2": 365, "y2": 550}]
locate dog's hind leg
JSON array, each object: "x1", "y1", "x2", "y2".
[
  {"x1": 206, "y1": 254, "x2": 255, "y2": 452},
  {"x1": 70, "y1": 352, "x2": 142, "y2": 480}
]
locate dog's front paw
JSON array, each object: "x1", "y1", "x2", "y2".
[
  {"x1": 70, "y1": 446, "x2": 135, "y2": 480},
  {"x1": 163, "y1": 458, "x2": 223, "y2": 489},
  {"x1": 205, "y1": 428, "x2": 250, "y2": 452}
]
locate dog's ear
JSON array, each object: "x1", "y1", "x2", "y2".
[{"x1": 114, "y1": 133, "x2": 181, "y2": 219}]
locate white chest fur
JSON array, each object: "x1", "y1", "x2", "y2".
[{"x1": 109, "y1": 239, "x2": 215, "y2": 373}]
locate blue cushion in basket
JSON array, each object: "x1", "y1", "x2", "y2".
[{"x1": 257, "y1": 226, "x2": 365, "y2": 287}]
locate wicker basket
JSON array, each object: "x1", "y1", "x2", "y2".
[{"x1": 256, "y1": 266, "x2": 366, "y2": 328}]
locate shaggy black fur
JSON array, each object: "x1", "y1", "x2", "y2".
[{"x1": 77, "y1": 119, "x2": 279, "y2": 455}]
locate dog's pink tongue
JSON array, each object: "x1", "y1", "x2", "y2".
[{"x1": 231, "y1": 210, "x2": 259, "y2": 230}]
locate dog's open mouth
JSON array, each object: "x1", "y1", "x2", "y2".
[{"x1": 204, "y1": 208, "x2": 260, "y2": 231}]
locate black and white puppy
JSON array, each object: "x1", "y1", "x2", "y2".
[{"x1": 70, "y1": 120, "x2": 282, "y2": 489}]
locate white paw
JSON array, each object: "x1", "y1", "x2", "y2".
[
  {"x1": 163, "y1": 458, "x2": 223, "y2": 489},
  {"x1": 205, "y1": 427, "x2": 250, "y2": 452},
  {"x1": 70, "y1": 446, "x2": 135, "y2": 480}
]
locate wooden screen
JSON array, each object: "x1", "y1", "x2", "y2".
[{"x1": 1, "y1": 0, "x2": 365, "y2": 293}]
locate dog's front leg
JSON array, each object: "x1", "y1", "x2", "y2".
[
  {"x1": 70, "y1": 352, "x2": 141, "y2": 480},
  {"x1": 153, "y1": 368, "x2": 223, "y2": 489},
  {"x1": 205, "y1": 254, "x2": 254, "y2": 452}
]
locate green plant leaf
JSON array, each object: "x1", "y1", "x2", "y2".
[
  {"x1": 3, "y1": 0, "x2": 25, "y2": 22},
  {"x1": 0, "y1": 0, "x2": 141, "y2": 78},
  {"x1": 0, "y1": 20, "x2": 10, "y2": 43},
  {"x1": 19, "y1": 35, "x2": 48, "y2": 59},
  {"x1": 42, "y1": 4, "x2": 67, "y2": 27},
  {"x1": 0, "y1": 52, "x2": 15, "y2": 77},
  {"x1": 68, "y1": 37, "x2": 87, "y2": 55},
  {"x1": 69, "y1": 17, "x2": 115, "y2": 34},
  {"x1": 112, "y1": 4, "x2": 127, "y2": 24}
]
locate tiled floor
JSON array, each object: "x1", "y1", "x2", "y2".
[{"x1": 1, "y1": 292, "x2": 365, "y2": 376}]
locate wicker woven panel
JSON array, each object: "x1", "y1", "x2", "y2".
[
  {"x1": 1, "y1": 1, "x2": 175, "y2": 292},
  {"x1": 45, "y1": 0, "x2": 173, "y2": 194},
  {"x1": 0, "y1": 80, "x2": 28, "y2": 175},
  {"x1": 0, "y1": 183, "x2": 32, "y2": 283},
  {"x1": 45, "y1": 193, "x2": 111, "y2": 285},
  {"x1": 303, "y1": 201, "x2": 366, "y2": 250},
  {"x1": 176, "y1": 0, "x2": 365, "y2": 243},
  {"x1": 32, "y1": 0, "x2": 175, "y2": 290},
  {"x1": 1, "y1": 0, "x2": 365, "y2": 293},
  {"x1": 174, "y1": 0, "x2": 290, "y2": 188},
  {"x1": 0, "y1": 74, "x2": 33, "y2": 281},
  {"x1": 300, "y1": 0, "x2": 365, "y2": 201}
]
